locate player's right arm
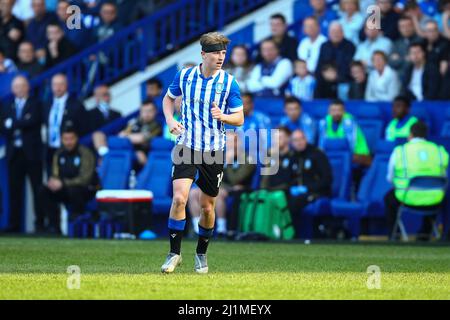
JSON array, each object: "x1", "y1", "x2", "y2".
[{"x1": 163, "y1": 70, "x2": 185, "y2": 135}]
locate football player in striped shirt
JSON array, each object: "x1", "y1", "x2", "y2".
[{"x1": 161, "y1": 32, "x2": 244, "y2": 274}]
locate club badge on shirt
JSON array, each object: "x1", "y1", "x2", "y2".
[
  {"x1": 216, "y1": 83, "x2": 224, "y2": 94},
  {"x1": 4, "y1": 118, "x2": 13, "y2": 129},
  {"x1": 305, "y1": 159, "x2": 312, "y2": 170}
]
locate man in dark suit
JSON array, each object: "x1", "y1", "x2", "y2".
[
  {"x1": 88, "y1": 84, "x2": 121, "y2": 131},
  {"x1": 44, "y1": 73, "x2": 88, "y2": 174},
  {"x1": 0, "y1": 75, "x2": 43, "y2": 233},
  {"x1": 316, "y1": 21, "x2": 356, "y2": 83},
  {"x1": 89, "y1": 84, "x2": 121, "y2": 157},
  {"x1": 401, "y1": 42, "x2": 441, "y2": 101}
]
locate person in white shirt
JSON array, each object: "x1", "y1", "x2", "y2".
[
  {"x1": 12, "y1": 0, "x2": 34, "y2": 21},
  {"x1": 354, "y1": 23, "x2": 393, "y2": 69},
  {"x1": 247, "y1": 39, "x2": 293, "y2": 97},
  {"x1": 297, "y1": 16, "x2": 327, "y2": 73},
  {"x1": 338, "y1": 0, "x2": 365, "y2": 45},
  {"x1": 365, "y1": 50, "x2": 400, "y2": 102}
]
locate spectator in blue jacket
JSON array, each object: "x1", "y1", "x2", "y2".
[{"x1": 279, "y1": 96, "x2": 316, "y2": 144}]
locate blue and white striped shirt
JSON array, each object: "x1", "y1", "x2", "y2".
[
  {"x1": 167, "y1": 64, "x2": 243, "y2": 152},
  {"x1": 285, "y1": 75, "x2": 316, "y2": 101}
]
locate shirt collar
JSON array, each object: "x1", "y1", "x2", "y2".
[
  {"x1": 54, "y1": 93, "x2": 69, "y2": 105},
  {"x1": 14, "y1": 97, "x2": 27, "y2": 105},
  {"x1": 410, "y1": 138, "x2": 425, "y2": 143},
  {"x1": 198, "y1": 64, "x2": 221, "y2": 80}
]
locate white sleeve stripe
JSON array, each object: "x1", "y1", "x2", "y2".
[
  {"x1": 167, "y1": 89, "x2": 180, "y2": 99},
  {"x1": 229, "y1": 105, "x2": 243, "y2": 112}
]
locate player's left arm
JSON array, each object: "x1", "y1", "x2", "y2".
[{"x1": 211, "y1": 78, "x2": 244, "y2": 126}]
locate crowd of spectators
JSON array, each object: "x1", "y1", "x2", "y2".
[
  {"x1": 0, "y1": 72, "x2": 165, "y2": 234},
  {"x1": 0, "y1": 0, "x2": 173, "y2": 79},
  {"x1": 223, "y1": 0, "x2": 450, "y2": 102},
  {"x1": 1, "y1": 0, "x2": 450, "y2": 238}
]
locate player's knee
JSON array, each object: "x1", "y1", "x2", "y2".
[
  {"x1": 201, "y1": 202, "x2": 215, "y2": 215},
  {"x1": 172, "y1": 193, "x2": 188, "y2": 209}
]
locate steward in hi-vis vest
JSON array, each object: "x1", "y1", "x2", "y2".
[
  {"x1": 385, "y1": 96, "x2": 418, "y2": 142},
  {"x1": 384, "y1": 121, "x2": 449, "y2": 241}
]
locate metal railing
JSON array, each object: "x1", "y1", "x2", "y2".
[{"x1": 0, "y1": 0, "x2": 270, "y2": 102}]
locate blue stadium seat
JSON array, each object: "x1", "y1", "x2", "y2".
[
  {"x1": 358, "y1": 119, "x2": 384, "y2": 153},
  {"x1": 375, "y1": 140, "x2": 396, "y2": 155},
  {"x1": 98, "y1": 150, "x2": 134, "y2": 189},
  {"x1": 411, "y1": 106, "x2": 431, "y2": 130},
  {"x1": 351, "y1": 103, "x2": 384, "y2": 120},
  {"x1": 151, "y1": 137, "x2": 175, "y2": 151},
  {"x1": 108, "y1": 136, "x2": 133, "y2": 150},
  {"x1": 136, "y1": 138, "x2": 174, "y2": 215},
  {"x1": 331, "y1": 152, "x2": 391, "y2": 238},
  {"x1": 441, "y1": 122, "x2": 450, "y2": 138},
  {"x1": 322, "y1": 138, "x2": 350, "y2": 153},
  {"x1": 253, "y1": 97, "x2": 284, "y2": 117},
  {"x1": 303, "y1": 100, "x2": 330, "y2": 121},
  {"x1": 304, "y1": 151, "x2": 352, "y2": 217}
]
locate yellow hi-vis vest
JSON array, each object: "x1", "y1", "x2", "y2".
[
  {"x1": 393, "y1": 140, "x2": 449, "y2": 206},
  {"x1": 385, "y1": 116, "x2": 418, "y2": 141}
]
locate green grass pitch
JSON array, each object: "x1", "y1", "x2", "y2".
[{"x1": 0, "y1": 237, "x2": 449, "y2": 300}]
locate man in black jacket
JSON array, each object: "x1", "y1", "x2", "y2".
[
  {"x1": 16, "y1": 41, "x2": 43, "y2": 79},
  {"x1": 88, "y1": 84, "x2": 121, "y2": 131},
  {"x1": 288, "y1": 129, "x2": 332, "y2": 237},
  {"x1": 0, "y1": 75, "x2": 43, "y2": 233},
  {"x1": 89, "y1": 84, "x2": 121, "y2": 157},
  {"x1": 43, "y1": 73, "x2": 88, "y2": 173},
  {"x1": 0, "y1": 0, "x2": 25, "y2": 61},
  {"x1": 39, "y1": 125, "x2": 98, "y2": 234},
  {"x1": 316, "y1": 21, "x2": 356, "y2": 83},
  {"x1": 264, "y1": 13, "x2": 298, "y2": 61},
  {"x1": 402, "y1": 42, "x2": 441, "y2": 101},
  {"x1": 45, "y1": 23, "x2": 77, "y2": 69}
]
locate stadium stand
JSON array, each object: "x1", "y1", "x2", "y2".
[
  {"x1": 1, "y1": 0, "x2": 449, "y2": 241},
  {"x1": 136, "y1": 137, "x2": 174, "y2": 216}
]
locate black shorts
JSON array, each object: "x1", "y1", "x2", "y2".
[{"x1": 171, "y1": 145, "x2": 224, "y2": 197}]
